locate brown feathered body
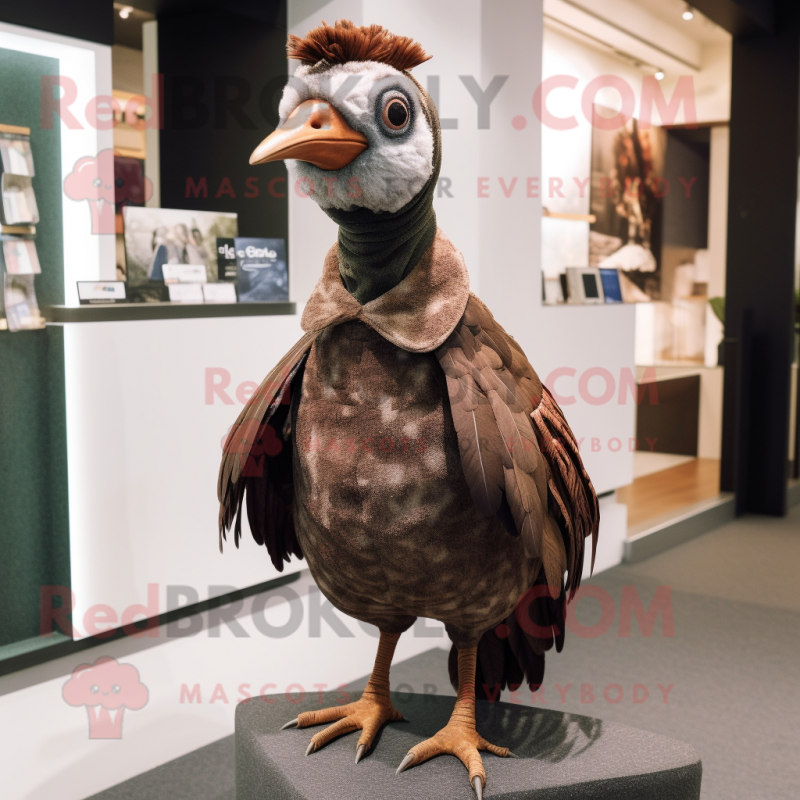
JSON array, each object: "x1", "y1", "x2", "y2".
[
  {"x1": 293, "y1": 317, "x2": 535, "y2": 647},
  {"x1": 219, "y1": 232, "x2": 598, "y2": 695}
]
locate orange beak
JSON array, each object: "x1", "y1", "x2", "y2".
[{"x1": 249, "y1": 99, "x2": 369, "y2": 170}]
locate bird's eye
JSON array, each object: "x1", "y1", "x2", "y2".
[
  {"x1": 381, "y1": 95, "x2": 410, "y2": 132},
  {"x1": 111, "y1": 684, "x2": 121, "y2": 693},
  {"x1": 90, "y1": 684, "x2": 99, "y2": 693}
]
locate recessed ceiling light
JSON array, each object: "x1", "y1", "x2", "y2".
[
  {"x1": 682, "y1": 7, "x2": 694, "y2": 20},
  {"x1": 119, "y1": 5, "x2": 133, "y2": 18},
  {"x1": 654, "y1": 71, "x2": 665, "y2": 81}
]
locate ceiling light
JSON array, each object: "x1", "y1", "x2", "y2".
[
  {"x1": 654, "y1": 71, "x2": 665, "y2": 81},
  {"x1": 119, "y1": 5, "x2": 133, "y2": 18},
  {"x1": 682, "y1": 7, "x2": 694, "y2": 20}
]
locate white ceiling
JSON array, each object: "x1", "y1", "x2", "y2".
[
  {"x1": 545, "y1": 0, "x2": 731, "y2": 76},
  {"x1": 633, "y1": 0, "x2": 730, "y2": 45}
]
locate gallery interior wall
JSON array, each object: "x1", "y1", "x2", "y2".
[{"x1": 0, "y1": 47, "x2": 69, "y2": 650}]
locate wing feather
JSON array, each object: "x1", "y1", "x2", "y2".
[
  {"x1": 439, "y1": 346, "x2": 505, "y2": 516},
  {"x1": 217, "y1": 332, "x2": 317, "y2": 571},
  {"x1": 437, "y1": 294, "x2": 598, "y2": 600}
]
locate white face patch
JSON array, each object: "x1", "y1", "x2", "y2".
[{"x1": 278, "y1": 62, "x2": 435, "y2": 214}]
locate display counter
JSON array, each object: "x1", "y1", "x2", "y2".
[
  {"x1": 56, "y1": 310, "x2": 307, "y2": 638},
  {"x1": 44, "y1": 301, "x2": 296, "y2": 323}
]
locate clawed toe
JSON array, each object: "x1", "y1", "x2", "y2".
[
  {"x1": 396, "y1": 752, "x2": 415, "y2": 774},
  {"x1": 395, "y1": 722, "x2": 511, "y2": 793},
  {"x1": 284, "y1": 695, "x2": 403, "y2": 760}
]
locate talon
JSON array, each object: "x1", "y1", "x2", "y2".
[
  {"x1": 396, "y1": 752, "x2": 415, "y2": 774},
  {"x1": 507, "y1": 750, "x2": 518, "y2": 758},
  {"x1": 281, "y1": 718, "x2": 299, "y2": 730},
  {"x1": 472, "y1": 775, "x2": 484, "y2": 799},
  {"x1": 306, "y1": 741, "x2": 316, "y2": 756},
  {"x1": 355, "y1": 744, "x2": 366, "y2": 764}
]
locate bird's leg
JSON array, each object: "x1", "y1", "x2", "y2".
[
  {"x1": 396, "y1": 646, "x2": 512, "y2": 798},
  {"x1": 283, "y1": 630, "x2": 404, "y2": 762}
]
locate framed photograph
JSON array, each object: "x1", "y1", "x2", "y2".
[
  {"x1": 566, "y1": 267, "x2": 605, "y2": 304},
  {"x1": 600, "y1": 267, "x2": 623, "y2": 303},
  {"x1": 542, "y1": 274, "x2": 564, "y2": 305},
  {"x1": 589, "y1": 107, "x2": 666, "y2": 300},
  {"x1": 122, "y1": 206, "x2": 238, "y2": 286}
]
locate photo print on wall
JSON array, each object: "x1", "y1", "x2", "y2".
[{"x1": 589, "y1": 106, "x2": 666, "y2": 301}]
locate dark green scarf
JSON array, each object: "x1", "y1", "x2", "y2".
[{"x1": 323, "y1": 80, "x2": 442, "y2": 305}]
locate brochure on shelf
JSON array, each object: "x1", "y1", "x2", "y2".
[
  {"x1": 0, "y1": 262, "x2": 5, "y2": 328},
  {"x1": 0, "y1": 135, "x2": 34, "y2": 177},
  {"x1": 216, "y1": 237, "x2": 237, "y2": 280},
  {"x1": 162, "y1": 263, "x2": 207, "y2": 284},
  {"x1": 202, "y1": 282, "x2": 237, "y2": 303},
  {"x1": 235, "y1": 237, "x2": 288, "y2": 302},
  {"x1": 4, "y1": 273, "x2": 43, "y2": 331},
  {"x1": 2, "y1": 238, "x2": 40, "y2": 274},
  {"x1": 1, "y1": 174, "x2": 39, "y2": 225},
  {"x1": 167, "y1": 283, "x2": 204, "y2": 303},
  {"x1": 77, "y1": 281, "x2": 127, "y2": 304}
]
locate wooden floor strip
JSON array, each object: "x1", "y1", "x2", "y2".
[{"x1": 617, "y1": 458, "x2": 721, "y2": 532}]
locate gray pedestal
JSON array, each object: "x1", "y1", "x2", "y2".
[{"x1": 236, "y1": 691, "x2": 701, "y2": 799}]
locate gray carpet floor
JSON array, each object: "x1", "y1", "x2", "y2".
[{"x1": 87, "y1": 505, "x2": 800, "y2": 800}]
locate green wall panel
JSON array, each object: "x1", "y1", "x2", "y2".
[{"x1": 0, "y1": 47, "x2": 70, "y2": 647}]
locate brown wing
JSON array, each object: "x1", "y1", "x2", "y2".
[
  {"x1": 531, "y1": 384, "x2": 600, "y2": 594},
  {"x1": 217, "y1": 332, "x2": 317, "y2": 571},
  {"x1": 436, "y1": 295, "x2": 598, "y2": 597}
]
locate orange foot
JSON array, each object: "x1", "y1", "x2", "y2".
[
  {"x1": 282, "y1": 693, "x2": 404, "y2": 762},
  {"x1": 396, "y1": 720, "x2": 513, "y2": 798},
  {"x1": 396, "y1": 644, "x2": 514, "y2": 798}
]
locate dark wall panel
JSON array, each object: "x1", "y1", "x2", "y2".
[
  {"x1": 0, "y1": 47, "x2": 70, "y2": 648},
  {"x1": 158, "y1": 9, "x2": 288, "y2": 244},
  {"x1": 663, "y1": 129, "x2": 710, "y2": 250},
  {"x1": 636, "y1": 376, "x2": 701, "y2": 457},
  {"x1": 722, "y1": 23, "x2": 799, "y2": 514},
  {"x1": 0, "y1": 0, "x2": 113, "y2": 45}
]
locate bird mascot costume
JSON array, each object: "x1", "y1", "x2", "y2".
[{"x1": 218, "y1": 20, "x2": 599, "y2": 797}]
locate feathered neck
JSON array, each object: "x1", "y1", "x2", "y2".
[
  {"x1": 321, "y1": 75, "x2": 442, "y2": 305},
  {"x1": 301, "y1": 228, "x2": 469, "y2": 353}
]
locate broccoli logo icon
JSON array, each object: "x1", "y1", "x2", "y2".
[
  {"x1": 62, "y1": 656, "x2": 149, "y2": 739},
  {"x1": 63, "y1": 149, "x2": 152, "y2": 234}
]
